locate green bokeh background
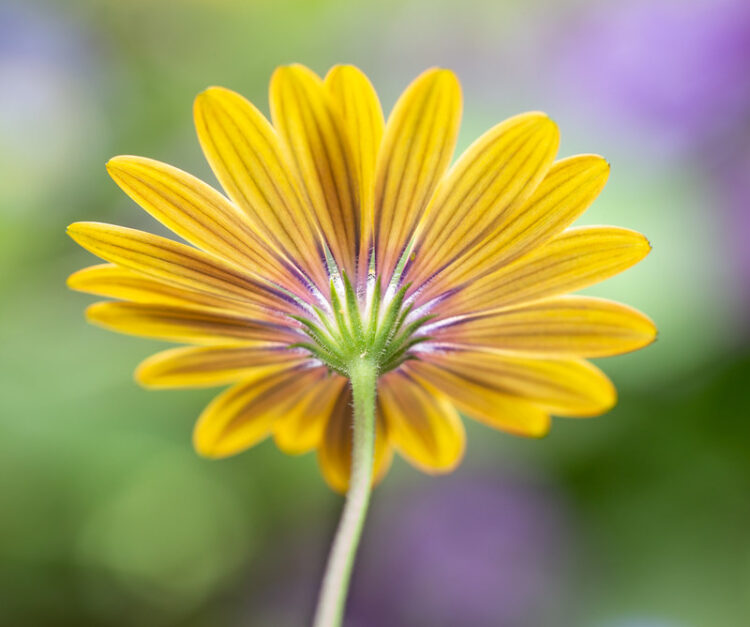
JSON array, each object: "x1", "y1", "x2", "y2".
[{"x1": 1, "y1": 1, "x2": 748, "y2": 625}]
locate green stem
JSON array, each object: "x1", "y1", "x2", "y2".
[{"x1": 312, "y1": 358, "x2": 377, "y2": 627}]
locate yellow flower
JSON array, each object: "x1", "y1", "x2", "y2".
[{"x1": 67, "y1": 65, "x2": 655, "y2": 492}]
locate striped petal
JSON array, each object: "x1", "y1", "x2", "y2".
[
  {"x1": 318, "y1": 385, "x2": 392, "y2": 493},
  {"x1": 441, "y1": 226, "x2": 651, "y2": 315},
  {"x1": 136, "y1": 345, "x2": 307, "y2": 388},
  {"x1": 270, "y1": 65, "x2": 359, "y2": 277},
  {"x1": 85, "y1": 302, "x2": 298, "y2": 345},
  {"x1": 408, "y1": 113, "x2": 559, "y2": 289},
  {"x1": 413, "y1": 155, "x2": 608, "y2": 300},
  {"x1": 434, "y1": 296, "x2": 657, "y2": 358},
  {"x1": 67, "y1": 264, "x2": 263, "y2": 317},
  {"x1": 67, "y1": 222, "x2": 294, "y2": 315},
  {"x1": 422, "y1": 349, "x2": 616, "y2": 417},
  {"x1": 106, "y1": 156, "x2": 307, "y2": 297},
  {"x1": 374, "y1": 68, "x2": 462, "y2": 283},
  {"x1": 194, "y1": 364, "x2": 315, "y2": 458},
  {"x1": 403, "y1": 360, "x2": 550, "y2": 437},
  {"x1": 193, "y1": 86, "x2": 327, "y2": 289},
  {"x1": 378, "y1": 370, "x2": 465, "y2": 473},
  {"x1": 273, "y1": 372, "x2": 348, "y2": 455},
  {"x1": 324, "y1": 65, "x2": 385, "y2": 282}
]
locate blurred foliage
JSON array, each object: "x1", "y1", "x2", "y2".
[{"x1": 1, "y1": 0, "x2": 748, "y2": 625}]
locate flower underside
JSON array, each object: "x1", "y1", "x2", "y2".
[
  {"x1": 67, "y1": 63, "x2": 657, "y2": 494},
  {"x1": 293, "y1": 265, "x2": 432, "y2": 377}
]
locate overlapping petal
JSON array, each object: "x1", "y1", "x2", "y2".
[
  {"x1": 440, "y1": 226, "x2": 651, "y2": 315},
  {"x1": 374, "y1": 68, "x2": 462, "y2": 283},
  {"x1": 403, "y1": 360, "x2": 550, "y2": 437},
  {"x1": 412, "y1": 155, "x2": 610, "y2": 301},
  {"x1": 67, "y1": 222, "x2": 296, "y2": 315},
  {"x1": 422, "y1": 348, "x2": 616, "y2": 417},
  {"x1": 432, "y1": 296, "x2": 657, "y2": 358},
  {"x1": 136, "y1": 344, "x2": 307, "y2": 388},
  {"x1": 67, "y1": 264, "x2": 261, "y2": 316},
  {"x1": 105, "y1": 155, "x2": 308, "y2": 297},
  {"x1": 194, "y1": 364, "x2": 321, "y2": 458},
  {"x1": 407, "y1": 113, "x2": 560, "y2": 289},
  {"x1": 324, "y1": 65, "x2": 384, "y2": 282},
  {"x1": 193, "y1": 86, "x2": 327, "y2": 290},
  {"x1": 270, "y1": 64, "x2": 360, "y2": 278},
  {"x1": 274, "y1": 372, "x2": 348, "y2": 455},
  {"x1": 378, "y1": 370, "x2": 465, "y2": 472},
  {"x1": 86, "y1": 302, "x2": 299, "y2": 345}
]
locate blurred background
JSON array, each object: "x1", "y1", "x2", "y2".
[{"x1": 1, "y1": 0, "x2": 748, "y2": 625}]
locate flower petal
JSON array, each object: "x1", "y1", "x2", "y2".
[
  {"x1": 324, "y1": 65, "x2": 385, "y2": 282},
  {"x1": 270, "y1": 64, "x2": 359, "y2": 277},
  {"x1": 378, "y1": 370, "x2": 465, "y2": 473},
  {"x1": 136, "y1": 344, "x2": 306, "y2": 389},
  {"x1": 67, "y1": 264, "x2": 262, "y2": 316},
  {"x1": 67, "y1": 222, "x2": 295, "y2": 315},
  {"x1": 273, "y1": 372, "x2": 348, "y2": 455},
  {"x1": 403, "y1": 360, "x2": 550, "y2": 437},
  {"x1": 374, "y1": 68, "x2": 462, "y2": 282},
  {"x1": 194, "y1": 364, "x2": 315, "y2": 458},
  {"x1": 85, "y1": 302, "x2": 298, "y2": 345},
  {"x1": 434, "y1": 296, "x2": 657, "y2": 358},
  {"x1": 408, "y1": 113, "x2": 560, "y2": 289},
  {"x1": 105, "y1": 155, "x2": 308, "y2": 297},
  {"x1": 413, "y1": 155, "x2": 609, "y2": 300},
  {"x1": 318, "y1": 384, "x2": 392, "y2": 493},
  {"x1": 422, "y1": 349, "x2": 616, "y2": 417},
  {"x1": 193, "y1": 86, "x2": 327, "y2": 289},
  {"x1": 441, "y1": 226, "x2": 651, "y2": 315}
]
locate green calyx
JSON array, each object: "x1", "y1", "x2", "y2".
[{"x1": 290, "y1": 273, "x2": 433, "y2": 378}]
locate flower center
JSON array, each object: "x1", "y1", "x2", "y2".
[{"x1": 291, "y1": 273, "x2": 433, "y2": 377}]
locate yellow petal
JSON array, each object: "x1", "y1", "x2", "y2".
[
  {"x1": 424, "y1": 349, "x2": 616, "y2": 417},
  {"x1": 378, "y1": 370, "x2": 465, "y2": 473},
  {"x1": 435, "y1": 296, "x2": 657, "y2": 358},
  {"x1": 194, "y1": 364, "x2": 315, "y2": 458},
  {"x1": 404, "y1": 360, "x2": 551, "y2": 437},
  {"x1": 443, "y1": 226, "x2": 651, "y2": 315},
  {"x1": 273, "y1": 372, "x2": 348, "y2": 455},
  {"x1": 318, "y1": 385, "x2": 392, "y2": 493},
  {"x1": 270, "y1": 65, "x2": 359, "y2": 277},
  {"x1": 409, "y1": 113, "x2": 559, "y2": 287},
  {"x1": 374, "y1": 68, "x2": 462, "y2": 282},
  {"x1": 193, "y1": 86, "x2": 327, "y2": 290},
  {"x1": 324, "y1": 65, "x2": 385, "y2": 282},
  {"x1": 136, "y1": 344, "x2": 306, "y2": 389},
  {"x1": 106, "y1": 155, "x2": 307, "y2": 298},
  {"x1": 85, "y1": 301, "x2": 298, "y2": 345},
  {"x1": 414, "y1": 155, "x2": 607, "y2": 298},
  {"x1": 67, "y1": 222, "x2": 293, "y2": 315},
  {"x1": 67, "y1": 264, "x2": 262, "y2": 317}
]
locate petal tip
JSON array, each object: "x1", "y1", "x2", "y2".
[
  {"x1": 133, "y1": 360, "x2": 159, "y2": 389},
  {"x1": 194, "y1": 86, "x2": 232, "y2": 113},
  {"x1": 193, "y1": 427, "x2": 224, "y2": 459},
  {"x1": 602, "y1": 384, "x2": 618, "y2": 413},
  {"x1": 83, "y1": 301, "x2": 106, "y2": 322},
  {"x1": 66, "y1": 222, "x2": 89, "y2": 242},
  {"x1": 65, "y1": 269, "x2": 85, "y2": 289},
  {"x1": 105, "y1": 155, "x2": 144, "y2": 172}
]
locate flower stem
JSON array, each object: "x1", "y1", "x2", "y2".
[{"x1": 312, "y1": 357, "x2": 377, "y2": 627}]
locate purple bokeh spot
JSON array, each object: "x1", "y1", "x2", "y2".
[
  {"x1": 347, "y1": 474, "x2": 574, "y2": 627},
  {"x1": 555, "y1": 0, "x2": 750, "y2": 145}
]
